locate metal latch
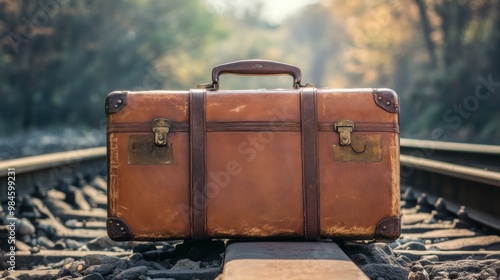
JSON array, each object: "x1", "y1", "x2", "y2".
[
  {"x1": 334, "y1": 119, "x2": 354, "y2": 146},
  {"x1": 151, "y1": 118, "x2": 171, "y2": 146}
]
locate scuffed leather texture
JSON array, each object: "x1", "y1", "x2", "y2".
[
  {"x1": 317, "y1": 89, "x2": 400, "y2": 239},
  {"x1": 106, "y1": 87, "x2": 400, "y2": 240},
  {"x1": 206, "y1": 131, "x2": 304, "y2": 237}
]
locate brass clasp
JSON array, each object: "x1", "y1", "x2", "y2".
[
  {"x1": 151, "y1": 118, "x2": 171, "y2": 146},
  {"x1": 334, "y1": 119, "x2": 354, "y2": 146}
]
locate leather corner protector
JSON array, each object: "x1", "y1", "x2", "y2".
[
  {"x1": 107, "y1": 217, "x2": 133, "y2": 241},
  {"x1": 106, "y1": 91, "x2": 128, "y2": 114},
  {"x1": 375, "y1": 216, "x2": 401, "y2": 240},
  {"x1": 373, "y1": 89, "x2": 399, "y2": 113}
]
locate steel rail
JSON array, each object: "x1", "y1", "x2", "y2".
[
  {"x1": 400, "y1": 138, "x2": 500, "y2": 155},
  {"x1": 400, "y1": 139, "x2": 500, "y2": 220},
  {"x1": 0, "y1": 146, "x2": 106, "y2": 197},
  {"x1": 0, "y1": 147, "x2": 106, "y2": 176},
  {"x1": 400, "y1": 138, "x2": 500, "y2": 172},
  {"x1": 400, "y1": 155, "x2": 500, "y2": 188}
]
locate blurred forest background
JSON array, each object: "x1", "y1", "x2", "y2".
[{"x1": 1, "y1": 0, "x2": 499, "y2": 148}]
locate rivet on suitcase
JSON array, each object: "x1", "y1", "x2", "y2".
[{"x1": 105, "y1": 59, "x2": 401, "y2": 241}]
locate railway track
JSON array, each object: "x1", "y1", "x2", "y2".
[
  {"x1": 400, "y1": 138, "x2": 500, "y2": 231},
  {"x1": 0, "y1": 139, "x2": 499, "y2": 279}
]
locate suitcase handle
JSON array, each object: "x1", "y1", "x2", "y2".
[{"x1": 210, "y1": 59, "x2": 303, "y2": 90}]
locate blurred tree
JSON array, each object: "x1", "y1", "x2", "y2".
[
  {"x1": 406, "y1": 0, "x2": 500, "y2": 143},
  {"x1": 286, "y1": 3, "x2": 346, "y2": 87},
  {"x1": 294, "y1": 0, "x2": 500, "y2": 143},
  {"x1": 0, "y1": 0, "x2": 224, "y2": 132}
]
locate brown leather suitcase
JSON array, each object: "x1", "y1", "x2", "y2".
[{"x1": 106, "y1": 59, "x2": 401, "y2": 241}]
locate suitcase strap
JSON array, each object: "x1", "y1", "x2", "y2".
[
  {"x1": 190, "y1": 89, "x2": 207, "y2": 240},
  {"x1": 301, "y1": 88, "x2": 320, "y2": 240}
]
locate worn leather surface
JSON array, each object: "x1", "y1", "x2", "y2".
[
  {"x1": 317, "y1": 89, "x2": 400, "y2": 238},
  {"x1": 206, "y1": 131, "x2": 304, "y2": 237},
  {"x1": 107, "y1": 92, "x2": 190, "y2": 239},
  {"x1": 206, "y1": 91, "x2": 304, "y2": 237},
  {"x1": 108, "y1": 132, "x2": 190, "y2": 239},
  {"x1": 107, "y1": 88, "x2": 400, "y2": 240},
  {"x1": 206, "y1": 91, "x2": 300, "y2": 122}
]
